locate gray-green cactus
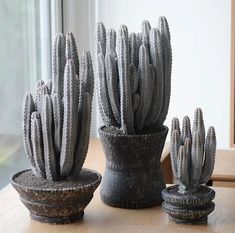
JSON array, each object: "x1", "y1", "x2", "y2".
[
  {"x1": 170, "y1": 108, "x2": 216, "y2": 194},
  {"x1": 96, "y1": 17, "x2": 172, "y2": 134},
  {"x1": 23, "y1": 32, "x2": 94, "y2": 181}
]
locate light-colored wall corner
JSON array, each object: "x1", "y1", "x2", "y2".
[{"x1": 63, "y1": 0, "x2": 231, "y2": 148}]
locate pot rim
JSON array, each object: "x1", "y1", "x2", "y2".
[
  {"x1": 99, "y1": 125, "x2": 168, "y2": 138},
  {"x1": 11, "y1": 168, "x2": 102, "y2": 193}
]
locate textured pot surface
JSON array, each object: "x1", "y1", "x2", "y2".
[
  {"x1": 99, "y1": 126, "x2": 168, "y2": 209},
  {"x1": 12, "y1": 168, "x2": 101, "y2": 224},
  {"x1": 162, "y1": 185, "x2": 215, "y2": 224}
]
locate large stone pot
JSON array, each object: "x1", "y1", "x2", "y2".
[
  {"x1": 162, "y1": 185, "x2": 215, "y2": 224},
  {"x1": 12, "y1": 168, "x2": 101, "y2": 224},
  {"x1": 99, "y1": 125, "x2": 168, "y2": 209}
]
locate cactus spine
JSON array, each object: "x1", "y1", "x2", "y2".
[
  {"x1": 96, "y1": 17, "x2": 172, "y2": 134},
  {"x1": 170, "y1": 108, "x2": 216, "y2": 194},
  {"x1": 23, "y1": 32, "x2": 94, "y2": 181}
]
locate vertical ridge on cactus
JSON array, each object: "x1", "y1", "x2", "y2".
[
  {"x1": 96, "y1": 17, "x2": 172, "y2": 134},
  {"x1": 170, "y1": 108, "x2": 217, "y2": 194},
  {"x1": 22, "y1": 32, "x2": 94, "y2": 181}
]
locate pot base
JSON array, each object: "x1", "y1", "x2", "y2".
[
  {"x1": 169, "y1": 216, "x2": 207, "y2": 225},
  {"x1": 30, "y1": 211, "x2": 84, "y2": 225},
  {"x1": 101, "y1": 193, "x2": 163, "y2": 209}
]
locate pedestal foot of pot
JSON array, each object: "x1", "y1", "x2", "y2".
[
  {"x1": 30, "y1": 211, "x2": 84, "y2": 224},
  {"x1": 169, "y1": 216, "x2": 207, "y2": 225},
  {"x1": 101, "y1": 192, "x2": 163, "y2": 209}
]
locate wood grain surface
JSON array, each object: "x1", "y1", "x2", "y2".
[{"x1": 0, "y1": 139, "x2": 235, "y2": 233}]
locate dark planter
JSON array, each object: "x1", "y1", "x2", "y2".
[
  {"x1": 12, "y1": 168, "x2": 101, "y2": 224},
  {"x1": 99, "y1": 125, "x2": 168, "y2": 209},
  {"x1": 162, "y1": 185, "x2": 215, "y2": 224}
]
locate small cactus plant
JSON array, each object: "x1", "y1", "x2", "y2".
[
  {"x1": 170, "y1": 108, "x2": 216, "y2": 194},
  {"x1": 96, "y1": 17, "x2": 172, "y2": 135},
  {"x1": 23, "y1": 32, "x2": 94, "y2": 181}
]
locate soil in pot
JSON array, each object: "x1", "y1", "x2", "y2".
[{"x1": 12, "y1": 168, "x2": 101, "y2": 224}]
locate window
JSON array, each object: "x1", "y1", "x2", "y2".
[{"x1": 0, "y1": 0, "x2": 52, "y2": 188}]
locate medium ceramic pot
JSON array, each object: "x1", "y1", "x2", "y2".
[
  {"x1": 12, "y1": 168, "x2": 101, "y2": 224},
  {"x1": 162, "y1": 185, "x2": 215, "y2": 224},
  {"x1": 99, "y1": 125, "x2": 168, "y2": 209}
]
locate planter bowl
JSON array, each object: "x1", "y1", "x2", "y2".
[
  {"x1": 162, "y1": 185, "x2": 215, "y2": 224},
  {"x1": 12, "y1": 168, "x2": 101, "y2": 224},
  {"x1": 99, "y1": 125, "x2": 168, "y2": 209}
]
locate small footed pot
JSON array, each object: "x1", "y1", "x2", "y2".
[
  {"x1": 99, "y1": 125, "x2": 168, "y2": 209},
  {"x1": 162, "y1": 185, "x2": 215, "y2": 224},
  {"x1": 12, "y1": 168, "x2": 101, "y2": 224}
]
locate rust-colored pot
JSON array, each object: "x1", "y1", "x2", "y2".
[
  {"x1": 12, "y1": 168, "x2": 101, "y2": 224},
  {"x1": 99, "y1": 125, "x2": 168, "y2": 209}
]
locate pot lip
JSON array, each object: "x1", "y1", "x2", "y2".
[
  {"x1": 99, "y1": 125, "x2": 168, "y2": 138},
  {"x1": 11, "y1": 168, "x2": 102, "y2": 193},
  {"x1": 162, "y1": 184, "x2": 215, "y2": 204}
]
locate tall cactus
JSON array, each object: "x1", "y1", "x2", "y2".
[
  {"x1": 22, "y1": 32, "x2": 94, "y2": 181},
  {"x1": 96, "y1": 17, "x2": 172, "y2": 134},
  {"x1": 170, "y1": 108, "x2": 217, "y2": 194}
]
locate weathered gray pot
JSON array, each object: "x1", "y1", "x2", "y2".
[
  {"x1": 12, "y1": 168, "x2": 101, "y2": 224},
  {"x1": 162, "y1": 185, "x2": 215, "y2": 224},
  {"x1": 99, "y1": 126, "x2": 168, "y2": 209}
]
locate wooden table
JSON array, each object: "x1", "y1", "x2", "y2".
[
  {"x1": 0, "y1": 139, "x2": 235, "y2": 233},
  {"x1": 211, "y1": 149, "x2": 235, "y2": 187}
]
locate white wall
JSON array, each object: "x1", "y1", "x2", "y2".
[
  {"x1": 64, "y1": 0, "x2": 231, "y2": 149},
  {"x1": 96, "y1": 0, "x2": 231, "y2": 149}
]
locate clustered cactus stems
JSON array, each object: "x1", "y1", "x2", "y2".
[
  {"x1": 96, "y1": 17, "x2": 172, "y2": 135},
  {"x1": 23, "y1": 32, "x2": 94, "y2": 181},
  {"x1": 170, "y1": 108, "x2": 216, "y2": 194}
]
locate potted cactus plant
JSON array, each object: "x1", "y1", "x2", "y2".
[
  {"x1": 162, "y1": 108, "x2": 216, "y2": 224},
  {"x1": 95, "y1": 17, "x2": 172, "y2": 208},
  {"x1": 11, "y1": 32, "x2": 101, "y2": 224}
]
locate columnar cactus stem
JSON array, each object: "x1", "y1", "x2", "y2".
[
  {"x1": 97, "y1": 54, "x2": 117, "y2": 126},
  {"x1": 31, "y1": 112, "x2": 45, "y2": 178},
  {"x1": 41, "y1": 94, "x2": 57, "y2": 181},
  {"x1": 60, "y1": 60, "x2": 77, "y2": 177},
  {"x1": 181, "y1": 116, "x2": 192, "y2": 143},
  {"x1": 107, "y1": 29, "x2": 117, "y2": 58},
  {"x1": 170, "y1": 108, "x2": 217, "y2": 194},
  {"x1": 72, "y1": 92, "x2": 92, "y2": 178},
  {"x1": 51, "y1": 94, "x2": 62, "y2": 154},
  {"x1": 96, "y1": 22, "x2": 106, "y2": 57},
  {"x1": 117, "y1": 26, "x2": 134, "y2": 134},
  {"x1": 148, "y1": 28, "x2": 164, "y2": 125},
  {"x1": 52, "y1": 33, "x2": 66, "y2": 97},
  {"x1": 105, "y1": 53, "x2": 120, "y2": 124},
  {"x1": 135, "y1": 45, "x2": 152, "y2": 132},
  {"x1": 157, "y1": 16, "x2": 172, "y2": 126},
  {"x1": 170, "y1": 130, "x2": 180, "y2": 178},
  {"x1": 200, "y1": 126, "x2": 216, "y2": 183},
  {"x1": 65, "y1": 32, "x2": 79, "y2": 76},
  {"x1": 23, "y1": 94, "x2": 35, "y2": 170}
]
